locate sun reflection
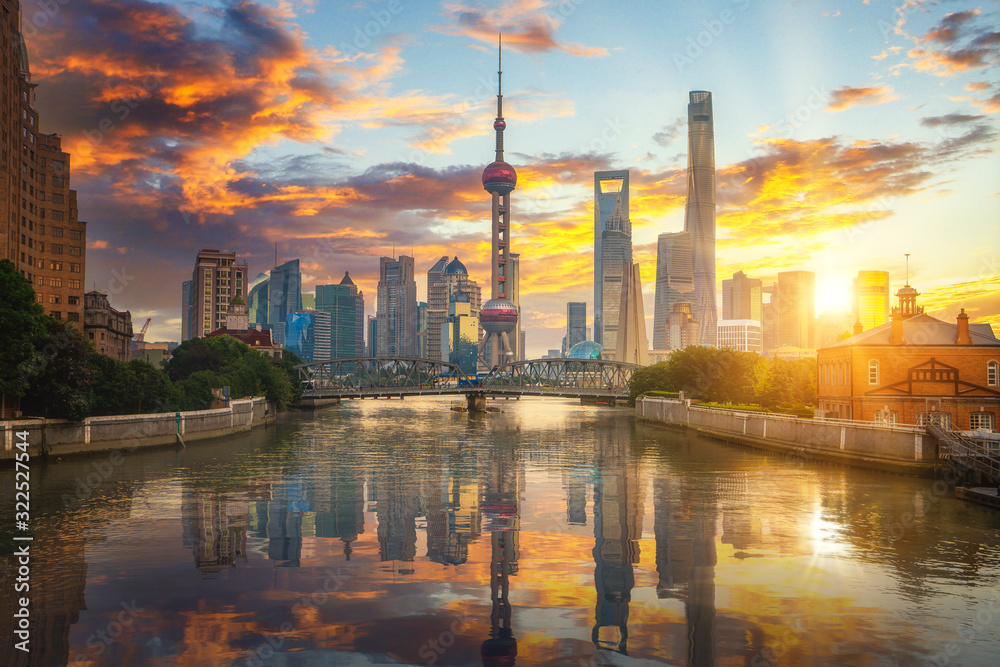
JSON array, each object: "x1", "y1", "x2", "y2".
[{"x1": 808, "y1": 509, "x2": 849, "y2": 556}]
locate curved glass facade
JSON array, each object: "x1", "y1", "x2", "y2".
[{"x1": 567, "y1": 341, "x2": 604, "y2": 360}]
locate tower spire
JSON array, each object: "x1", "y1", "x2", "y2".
[{"x1": 494, "y1": 33, "x2": 505, "y2": 162}]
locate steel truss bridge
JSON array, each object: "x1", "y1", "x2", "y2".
[{"x1": 297, "y1": 357, "x2": 639, "y2": 401}]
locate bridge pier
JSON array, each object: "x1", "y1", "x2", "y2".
[{"x1": 467, "y1": 394, "x2": 486, "y2": 412}]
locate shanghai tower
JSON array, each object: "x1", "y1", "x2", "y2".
[{"x1": 684, "y1": 91, "x2": 717, "y2": 346}]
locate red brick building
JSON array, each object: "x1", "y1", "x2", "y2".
[{"x1": 817, "y1": 285, "x2": 1000, "y2": 429}]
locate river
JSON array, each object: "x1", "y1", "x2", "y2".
[{"x1": 2, "y1": 397, "x2": 1000, "y2": 666}]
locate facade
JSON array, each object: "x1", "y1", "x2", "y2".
[
  {"x1": 441, "y1": 295, "x2": 480, "y2": 376},
  {"x1": 316, "y1": 271, "x2": 364, "y2": 359},
  {"x1": 83, "y1": 291, "x2": 133, "y2": 361},
  {"x1": 777, "y1": 271, "x2": 815, "y2": 349},
  {"x1": 181, "y1": 280, "x2": 193, "y2": 341},
  {"x1": 283, "y1": 310, "x2": 332, "y2": 363},
  {"x1": 652, "y1": 231, "x2": 695, "y2": 350},
  {"x1": 509, "y1": 252, "x2": 522, "y2": 361},
  {"x1": 685, "y1": 91, "x2": 717, "y2": 346},
  {"x1": 762, "y1": 282, "x2": 779, "y2": 352},
  {"x1": 247, "y1": 272, "x2": 270, "y2": 327},
  {"x1": 598, "y1": 195, "x2": 633, "y2": 352},
  {"x1": 562, "y1": 302, "x2": 587, "y2": 357},
  {"x1": 717, "y1": 319, "x2": 763, "y2": 353},
  {"x1": 1, "y1": 24, "x2": 86, "y2": 326},
  {"x1": 853, "y1": 270, "x2": 890, "y2": 331},
  {"x1": 267, "y1": 259, "x2": 302, "y2": 345},
  {"x1": 817, "y1": 286, "x2": 1000, "y2": 427},
  {"x1": 426, "y1": 257, "x2": 481, "y2": 363},
  {"x1": 368, "y1": 315, "x2": 378, "y2": 357},
  {"x1": 614, "y1": 262, "x2": 649, "y2": 366},
  {"x1": 593, "y1": 170, "x2": 630, "y2": 346},
  {"x1": 191, "y1": 249, "x2": 248, "y2": 339},
  {"x1": 722, "y1": 270, "x2": 762, "y2": 322},
  {"x1": 376, "y1": 255, "x2": 417, "y2": 357},
  {"x1": 416, "y1": 301, "x2": 428, "y2": 359},
  {"x1": 666, "y1": 301, "x2": 699, "y2": 351}
]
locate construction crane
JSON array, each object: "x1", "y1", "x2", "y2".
[{"x1": 132, "y1": 317, "x2": 151, "y2": 355}]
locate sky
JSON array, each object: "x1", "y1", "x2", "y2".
[{"x1": 21, "y1": 0, "x2": 1000, "y2": 353}]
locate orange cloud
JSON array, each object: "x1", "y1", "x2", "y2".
[{"x1": 826, "y1": 86, "x2": 898, "y2": 112}]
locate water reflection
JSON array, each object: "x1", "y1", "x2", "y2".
[{"x1": 3, "y1": 398, "x2": 1000, "y2": 665}]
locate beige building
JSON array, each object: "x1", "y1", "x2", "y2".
[
  {"x1": 84, "y1": 291, "x2": 133, "y2": 362},
  {"x1": 1, "y1": 19, "x2": 85, "y2": 324},
  {"x1": 192, "y1": 249, "x2": 248, "y2": 338},
  {"x1": 426, "y1": 257, "x2": 481, "y2": 362}
]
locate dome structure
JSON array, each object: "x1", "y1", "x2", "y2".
[
  {"x1": 567, "y1": 341, "x2": 604, "y2": 360},
  {"x1": 445, "y1": 257, "x2": 468, "y2": 275},
  {"x1": 482, "y1": 161, "x2": 517, "y2": 195},
  {"x1": 480, "y1": 298, "x2": 518, "y2": 334}
]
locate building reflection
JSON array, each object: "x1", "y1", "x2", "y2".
[
  {"x1": 591, "y1": 417, "x2": 642, "y2": 655},
  {"x1": 480, "y1": 438, "x2": 521, "y2": 666},
  {"x1": 373, "y1": 466, "x2": 420, "y2": 568},
  {"x1": 425, "y1": 443, "x2": 482, "y2": 566}
]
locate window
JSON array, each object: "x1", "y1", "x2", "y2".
[
  {"x1": 69, "y1": 279, "x2": 81, "y2": 289},
  {"x1": 69, "y1": 263, "x2": 80, "y2": 273},
  {"x1": 49, "y1": 277, "x2": 62, "y2": 287},
  {"x1": 69, "y1": 246, "x2": 81, "y2": 256},
  {"x1": 52, "y1": 244, "x2": 63, "y2": 254},
  {"x1": 69, "y1": 230, "x2": 81, "y2": 240},
  {"x1": 67, "y1": 312, "x2": 79, "y2": 322},
  {"x1": 51, "y1": 210, "x2": 64, "y2": 221},
  {"x1": 48, "y1": 295, "x2": 60, "y2": 304},
  {"x1": 68, "y1": 296, "x2": 78, "y2": 305},
  {"x1": 51, "y1": 193, "x2": 64, "y2": 204},
  {"x1": 35, "y1": 276, "x2": 44, "y2": 286},
  {"x1": 50, "y1": 311, "x2": 61, "y2": 320},
  {"x1": 51, "y1": 226, "x2": 63, "y2": 237},
  {"x1": 874, "y1": 409, "x2": 897, "y2": 425},
  {"x1": 989, "y1": 361, "x2": 999, "y2": 387},
  {"x1": 50, "y1": 261, "x2": 62, "y2": 270},
  {"x1": 970, "y1": 412, "x2": 995, "y2": 430},
  {"x1": 38, "y1": 224, "x2": 45, "y2": 235},
  {"x1": 868, "y1": 360, "x2": 879, "y2": 385},
  {"x1": 36, "y1": 242, "x2": 43, "y2": 252}
]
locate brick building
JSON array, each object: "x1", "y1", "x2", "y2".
[
  {"x1": 817, "y1": 284, "x2": 1000, "y2": 429},
  {"x1": 83, "y1": 291, "x2": 133, "y2": 362},
  {"x1": 1, "y1": 9, "x2": 86, "y2": 324}
]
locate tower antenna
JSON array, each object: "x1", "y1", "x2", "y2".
[{"x1": 904, "y1": 253, "x2": 910, "y2": 285}]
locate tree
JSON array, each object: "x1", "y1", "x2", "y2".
[
  {"x1": 0, "y1": 259, "x2": 48, "y2": 402},
  {"x1": 20, "y1": 319, "x2": 97, "y2": 421}
]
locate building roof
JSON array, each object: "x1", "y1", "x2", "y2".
[
  {"x1": 339, "y1": 271, "x2": 355, "y2": 286},
  {"x1": 567, "y1": 341, "x2": 604, "y2": 359},
  {"x1": 445, "y1": 257, "x2": 468, "y2": 275},
  {"x1": 205, "y1": 327, "x2": 275, "y2": 348},
  {"x1": 825, "y1": 312, "x2": 1000, "y2": 348}
]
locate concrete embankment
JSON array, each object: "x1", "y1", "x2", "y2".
[
  {"x1": 636, "y1": 396, "x2": 937, "y2": 475},
  {"x1": 1, "y1": 397, "x2": 275, "y2": 459}
]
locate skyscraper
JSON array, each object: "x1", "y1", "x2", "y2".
[
  {"x1": 478, "y1": 38, "x2": 519, "y2": 367},
  {"x1": 598, "y1": 195, "x2": 632, "y2": 351},
  {"x1": 777, "y1": 271, "x2": 815, "y2": 349},
  {"x1": 376, "y1": 254, "x2": 417, "y2": 357},
  {"x1": 442, "y1": 294, "x2": 480, "y2": 375},
  {"x1": 684, "y1": 91, "x2": 717, "y2": 346},
  {"x1": 594, "y1": 170, "x2": 630, "y2": 346},
  {"x1": 267, "y1": 259, "x2": 303, "y2": 345},
  {"x1": 427, "y1": 257, "x2": 481, "y2": 363},
  {"x1": 852, "y1": 270, "x2": 890, "y2": 331},
  {"x1": 614, "y1": 262, "x2": 649, "y2": 366},
  {"x1": 652, "y1": 231, "x2": 695, "y2": 350},
  {"x1": 191, "y1": 249, "x2": 248, "y2": 338},
  {"x1": 562, "y1": 302, "x2": 587, "y2": 356},
  {"x1": 284, "y1": 310, "x2": 331, "y2": 363},
  {"x1": 722, "y1": 270, "x2": 762, "y2": 322},
  {"x1": 247, "y1": 272, "x2": 270, "y2": 327},
  {"x1": 316, "y1": 272, "x2": 365, "y2": 359}
]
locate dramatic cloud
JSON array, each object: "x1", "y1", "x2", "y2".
[
  {"x1": 652, "y1": 118, "x2": 685, "y2": 147},
  {"x1": 922, "y1": 10, "x2": 980, "y2": 45},
  {"x1": 919, "y1": 113, "x2": 983, "y2": 127},
  {"x1": 434, "y1": 1, "x2": 608, "y2": 57},
  {"x1": 903, "y1": 8, "x2": 1000, "y2": 77},
  {"x1": 826, "y1": 85, "x2": 898, "y2": 112}
]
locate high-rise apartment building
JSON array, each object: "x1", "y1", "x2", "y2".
[
  {"x1": 684, "y1": 91, "x2": 717, "y2": 346},
  {"x1": 717, "y1": 319, "x2": 762, "y2": 353},
  {"x1": 368, "y1": 315, "x2": 378, "y2": 357},
  {"x1": 852, "y1": 270, "x2": 890, "y2": 331},
  {"x1": 777, "y1": 271, "x2": 815, "y2": 349},
  {"x1": 562, "y1": 302, "x2": 587, "y2": 356},
  {"x1": 191, "y1": 249, "x2": 248, "y2": 338},
  {"x1": 666, "y1": 301, "x2": 699, "y2": 351},
  {"x1": 1, "y1": 24, "x2": 86, "y2": 325},
  {"x1": 652, "y1": 231, "x2": 695, "y2": 350},
  {"x1": 316, "y1": 272, "x2": 365, "y2": 359},
  {"x1": 426, "y1": 257, "x2": 481, "y2": 363},
  {"x1": 267, "y1": 259, "x2": 302, "y2": 345},
  {"x1": 181, "y1": 280, "x2": 193, "y2": 341},
  {"x1": 594, "y1": 170, "x2": 630, "y2": 346},
  {"x1": 376, "y1": 255, "x2": 417, "y2": 357}
]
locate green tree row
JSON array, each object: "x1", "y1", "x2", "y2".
[
  {"x1": 1, "y1": 260, "x2": 301, "y2": 421},
  {"x1": 628, "y1": 345, "x2": 816, "y2": 413}
]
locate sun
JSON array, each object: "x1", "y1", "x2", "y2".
[{"x1": 815, "y1": 276, "x2": 851, "y2": 316}]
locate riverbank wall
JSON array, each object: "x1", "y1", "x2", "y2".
[
  {"x1": 636, "y1": 396, "x2": 937, "y2": 475},
  {"x1": 0, "y1": 397, "x2": 275, "y2": 460}
]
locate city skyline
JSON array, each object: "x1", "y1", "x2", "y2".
[{"x1": 21, "y1": 0, "x2": 1000, "y2": 354}]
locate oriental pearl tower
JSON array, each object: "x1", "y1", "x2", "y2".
[{"x1": 478, "y1": 36, "x2": 519, "y2": 369}]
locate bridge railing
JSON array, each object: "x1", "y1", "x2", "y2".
[
  {"x1": 297, "y1": 357, "x2": 473, "y2": 392},
  {"x1": 479, "y1": 359, "x2": 640, "y2": 396}
]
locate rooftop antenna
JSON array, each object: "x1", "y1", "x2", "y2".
[
  {"x1": 274, "y1": 242, "x2": 277, "y2": 268},
  {"x1": 904, "y1": 253, "x2": 910, "y2": 285}
]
